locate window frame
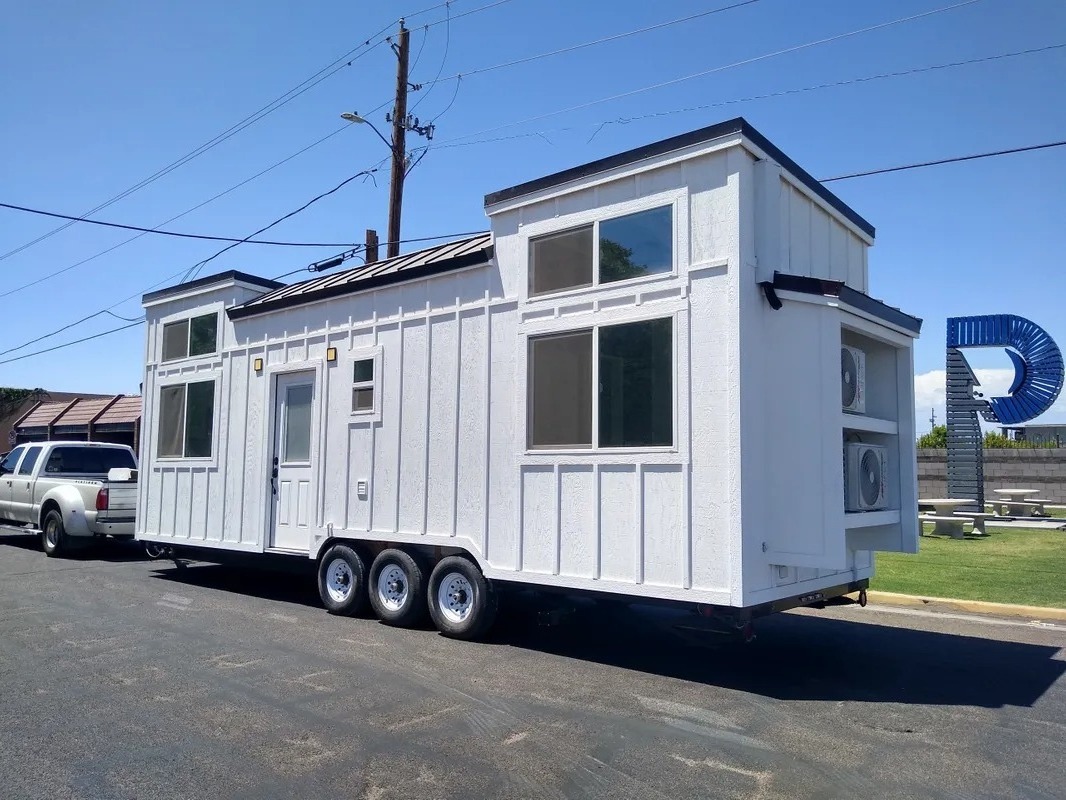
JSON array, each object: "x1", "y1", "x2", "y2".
[
  {"x1": 0, "y1": 446, "x2": 26, "y2": 475},
  {"x1": 15, "y1": 445, "x2": 43, "y2": 476},
  {"x1": 348, "y1": 346, "x2": 383, "y2": 423},
  {"x1": 527, "y1": 201, "x2": 677, "y2": 300},
  {"x1": 525, "y1": 314, "x2": 677, "y2": 453},
  {"x1": 159, "y1": 309, "x2": 221, "y2": 364},
  {"x1": 154, "y1": 376, "x2": 219, "y2": 464}
]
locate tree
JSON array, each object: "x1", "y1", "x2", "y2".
[
  {"x1": 917, "y1": 425, "x2": 947, "y2": 448},
  {"x1": 0, "y1": 387, "x2": 46, "y2": 420},
  {"x1": 598, "y1": 238, "x2": 647, "y2": 283}
]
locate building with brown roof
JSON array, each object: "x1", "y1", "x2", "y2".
[{"x1": 10, "y1": 394, "x2": 141, "y2": 452}]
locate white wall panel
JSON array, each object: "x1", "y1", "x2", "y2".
[
  {"x1": 558, "y1": 466, "x2": 595, "y2": 579},
  {"x1": 642, "y1": 465, "x2": 685, "y2": 588},
  {"x1": 520, "y1": 466, "x2": 555, "y2": 574},
  {"x1": 426, "y1": 316, "x2": 459, "y2": 536},
  {"x1": 397, "y1": 321, "x2": 428, "y2": 534},
  {"x1": 455, "y1": 309, "x2": 487, "y2": 544},
  {"x1": 599, "y1": 466, "x2": 638, "y2": 583}
]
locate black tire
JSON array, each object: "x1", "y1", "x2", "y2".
[
  {"x1": 317, "y1": 544, "x2": 367, "y2": 616},
  {"x1": 427, "y1": 556, "x2": 497, "y2": 640},
  {"x1": 368, "y1": 548, "x2": 427, "y2": 627},
  {"x1": 40, "y1": 509, "x2": 67, "y2": 558}
]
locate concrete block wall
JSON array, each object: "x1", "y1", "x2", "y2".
[{"x1": 918, "y1": 448, "x2": 1066, "y2": 504}]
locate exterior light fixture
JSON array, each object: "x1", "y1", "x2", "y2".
[
  {"x1": 253, "y1": 357, "x2": 263, "y2": 372},
  {"x1": 326, "y1": 347, "x2": 337, "y2": 363}
]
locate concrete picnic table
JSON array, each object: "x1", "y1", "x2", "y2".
[
  {"x1": 993, "y1": 489, "x2": 1039, "y2": 516},
  {"x1": 919, "y1": 499, "x2": 975, "y2": 537}
]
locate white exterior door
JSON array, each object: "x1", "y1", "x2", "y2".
[{"x1": 270, "y1": 372, "x2": 316, "y2": 551}]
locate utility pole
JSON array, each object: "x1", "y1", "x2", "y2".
[
  {"x1": 386, "y1": 19, "x2": 410, "y2": 259},
  {"x1": 364, "y1": 228, "x2": 381, "y2": 263},
  {"x1": 929, "y1": 407, "x2": 936, "y2": 431}
]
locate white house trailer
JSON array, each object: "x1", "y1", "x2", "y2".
[{"x1": 138, "y1": 118, "x2": 921, "y2": 640}]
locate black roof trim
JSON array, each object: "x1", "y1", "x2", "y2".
[
  {"x1": 227, "y1": 246, "x2": 493, "y2": 320},
  {"x1": 770, "y1": 272, "x2": 922, "y2": 334},
  {"x1": 484, "y1": 117, "x2": 875, "y2": 238},
  {"x1": 142, "y1": 270, "x2": 283, "y2": 304}
]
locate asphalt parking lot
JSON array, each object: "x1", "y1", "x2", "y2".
[{"x1": 2, "y1": 534, "x2": 1064, "y2": 800}]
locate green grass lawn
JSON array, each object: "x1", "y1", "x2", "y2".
[{"x1": 874, "y1": 525, "x2": 1066, "y2": 608}]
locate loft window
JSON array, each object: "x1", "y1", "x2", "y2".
[
  {"x1": 528, "y1": 205, "x2": 673, "y2": 297},
  {"x1": 352, "y1": 358, "x2": 375, "y2": 413},
  {"x1": 162, "y1": 313, "x2": 218, "y2": 361},
  {"x1": 158, "y1": 380, "x2": 215, "y2": 458},
  {"x1": 527, "y1": 317, "x2": 673, "y2": 449}
]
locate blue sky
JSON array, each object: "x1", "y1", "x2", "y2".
[{"x1": 1, "y1": 0, "x2": 1064, "y2": 429}]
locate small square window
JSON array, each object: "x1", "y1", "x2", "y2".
[
  {"x1": 599, "y1": 206, "x2": 673, "y2": 284},
  {"x1": 352, "y1": 356, "x2": 377, "y2": 414},
  {"x1": 353, "y1": 387, "x2": 374, "y2": 411},
  {"x1": 353, "y1": 359, "x2": 374, "y2": 383}
]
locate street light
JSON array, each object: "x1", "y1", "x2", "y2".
[
  {"x1": 340, "y1": 112, "x2": 394, "y2": 153},
  {"x1": 342, "y1": 110, "x2": 405, "y2": 258}
]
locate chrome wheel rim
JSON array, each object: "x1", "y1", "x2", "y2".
[
  {"x1": 437, "y1": 572, "x2": 474, "y2": 624},
  {"x1": 45, "y1": 519, "x2": 59, "y2": 548},
  {"x1": 376, "y1": 564, "x2": 408, "y2": 612},
  {"x1": 325, "y1": 558, "x2": 353, "y2": 603}
]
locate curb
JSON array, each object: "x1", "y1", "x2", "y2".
[{"x1": 864, "y1": 590, "x2": 1066, "y2": 622}]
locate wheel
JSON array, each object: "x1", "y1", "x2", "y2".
[
  {"x1": 368, "y1": 548, "x2": 426, "y2": 627},
  {"x1": 40, "y1": 509, "x2": 68, "y2": 558},
  {"x1": 427, "y1": 556, "x2": 497, "y2": 640},
  {"x1": 317, "y1": 544, "x2": 367, "y2": 616}
]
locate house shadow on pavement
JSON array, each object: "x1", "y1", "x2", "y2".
[{"x1": 149, "y1": 560, "x2": 1064, "y2": 710}]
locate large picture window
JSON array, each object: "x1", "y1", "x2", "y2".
[
  {"x1": 158, "y1": 380, "x2": 215, "y2": 458},
  {"x1": 529, "y1": 205, "x2": 673, "y2": 297},
  {"x1": 528, "y1": 318, "x2": 673, "y2": 449},
  {"x1": 162, "y1": 313, "x2": 218, "y2": 362}
]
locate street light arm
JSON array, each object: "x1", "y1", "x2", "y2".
[{"x1": 341, "y1": 112, "x2": 394, "y2": 152}]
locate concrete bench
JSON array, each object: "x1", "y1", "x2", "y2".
[
  {"x1": 994, "y1": 501, "x2": 1038, "y2": 517},
  {"x1": 1024, "y1": 498, "x2": 1050, "y2": 516},
  {"x1": 953, "y1": 511, "x2": 994, "y2": 535},
  {"x1": 919, "y1": 515, "x2": 974, "y2": 539}
]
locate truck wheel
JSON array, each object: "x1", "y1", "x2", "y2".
[
  {"x1": 318, "y1": 544, "x2": 367, "y2": 616},
  {"x1": 40, "y1": 510, "x2": 68, "y2": 558},
  {"x1": 368, "y1": 548, "x2": 426, "y2": 627},
  {"x1": 427, "y1": 556, "x2": 497, "y2": 641}
]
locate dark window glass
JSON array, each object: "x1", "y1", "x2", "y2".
[
  {"x1": 530, "y1": 226, "x2": 594, "y2": 296},
  {"x1": 353, "y1": 387, "x2": 374, "y2": 412},
  {"x1": 528, "y1": 331, "x2": 593, "y2": 449},
  {"x1": 43, "y1": 446, "x2": 135, "y2": 475},
  {"x1": 599, "y1": 206, "x2": 673, "y2": 284},
  {"x1": 16, "y1": 446, "x2": 42, "y2": 475},
  {"x1": 158, "y1": 386, "x2": 186, "y2": 457},
  {"x1": 161, "y1": 320, "x2": 189, "y2": 361},
  {"x1": 184, "y1": 381, "x2": 215, "y2": 458},
  {"x1": 189, "y1": 314, "x2": 218, "y2": 356},
  {"x1": 1, "y1": 446, "x2": 26, "y2": 474},
  {"x1": 599, "y1": 318, "x2": 673, "y2": 447},
  {"x1": 353, "y1": 359, "x2": 374, "y2": 383}
]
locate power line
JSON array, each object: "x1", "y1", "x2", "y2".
[
  {"x1": 0, "y1": 125, "x2": 355, "y2": 300},
  {"x1": 0, "y1": 321, "x2": 144, "y2": 366},
  {"x1": 0, "y1": 161, "x2": 388, "y2": 360},
  {"x1": 181, "y1": 161, "x2": 388, "y2": 283},
  {"x1": 434, "y1": 43, "x2": 1065, "y2": 150},
  {"x1": 0, "y1": 202, "x2": 364, "y2": 247},
  {"x1": 820, "y1": 140, "x2": 1066, "y2": 182},
  {"x1": 440, "y1": 0, "x2": 984, "y2": 146},
  {"x1": 0, "y1": 0, "x2": 512, "y2": 265},
  {"x1": 420, "y1": 0, "x2": 763, "y2": 88}
]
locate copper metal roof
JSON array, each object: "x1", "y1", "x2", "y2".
[
  {"x1": 53, "y1": 398, "x2": 113, "y2": 426},
  {"x1": 17, "y1": 401, "x2": 74, "y2": 429},
  {"x1": 95, "y1": 396, "x2": 142, "y2": 425},
  {"x1": 229, "y1": 233, "x2": 494, "y2": 320}
]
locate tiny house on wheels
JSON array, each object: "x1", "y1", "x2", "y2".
[{"x1": 138, "y1": 118, "x2": 921, "y2": 640}]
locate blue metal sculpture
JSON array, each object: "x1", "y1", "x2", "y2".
[
  {"x1": 947, "y1": 314, "x2": 1064, "y2": 424},
  {"x1": 945, "y1": 314, "x2": 1064, "y2": 508}
]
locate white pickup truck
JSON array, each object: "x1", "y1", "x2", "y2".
[{"x1": 0, "y1": 441, "x2": 138, "y2": 557}]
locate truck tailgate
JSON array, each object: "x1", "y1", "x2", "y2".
[{"x1": 102, "y1": 483, "x2": 137, "y2": 520}]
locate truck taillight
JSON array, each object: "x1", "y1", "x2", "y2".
[{"x1": 96, "y1": 488, "x2": 109, "y2": 511}]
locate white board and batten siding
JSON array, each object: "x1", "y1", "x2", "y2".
[{"x1": 138, "y1": 120, "x2": 919, "y2": 610}]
